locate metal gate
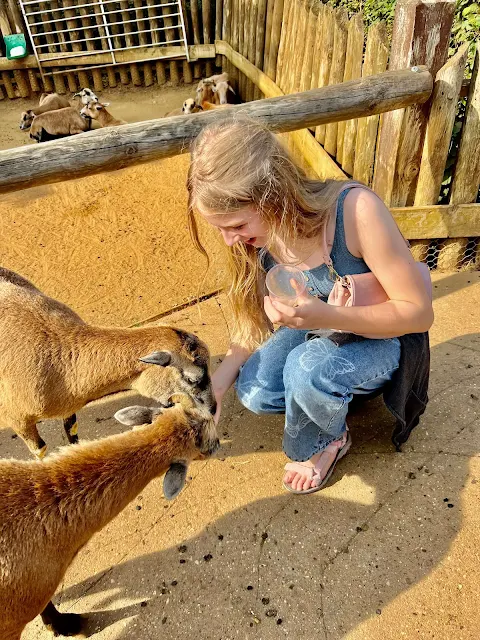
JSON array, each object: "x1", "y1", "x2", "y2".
[{"x1": 18, "y1": 0, "x2": 189, "y2": 81}]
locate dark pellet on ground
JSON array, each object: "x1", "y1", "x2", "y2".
[
  {"x1": 179, "y1": 559, "x2": 186, "y2": 564},
  {"x1": 376, "y1": 609, "x2": 382, "y2": 615},
  {"x1": 408, "y1": 472, "x2": 416, "y2": 479},
  {"x1": 218, "y1": 534, "x2": 224, "y2": 541},
  {"x1": 261, "y1": 532, "x2": 268, "y2": 541},
  {"x1": 135, "y1": 505, "x2": 142, "y2": 510},
  {"x1": 262, "y1": 597, "x2": 270, "y2": 605},
  {"x1": 294, "y1": 509, "x2": 299, "y2": 514},
  {"x1": 11, "y1": 434, "x2": 17, "y2": 439},
  {"x1": 356, "y1": 526, "x2": 363, "y2": 532},
  {"x1": 162, "y1": 616, "x2": 167, "y2": 624},
  {"x1": 247, "y1": 585, "x2": 254, "y2": 591},
  {"x1": 443, "y1": 498, "x2": 449, "y2": 502},
  {"x1": 178, "y1": 545, "x2": 187, "y2": 553},
  {"x1": 171, "y1": 580, "x2": 178, "y2": 586},
  {"x1": 204, "y1": 553, "x2": 213, "y2": 562},
  {"x1": 265, "y1": 609, "x2": 277, "y2": 618},
  {"x1": 277, "y1": 619, "x2": 283, "y2": 625},
  {"x1": 289, "y1": 584, "x2": 294, "y2": 589},
  {"x1": 140, "y1": 601, "x2": 147, "y2": 608},
  {"x1": 470, "y1": 394, "x2": 478, "y2": 400},
  {"x1": 448, "y1": 503, "x2": 454, "y2": 508}
]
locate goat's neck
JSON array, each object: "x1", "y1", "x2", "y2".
[
  {"x1": 68, "y1": 325, "x2": 171, "y2": 400},
  {"x1": 96, "y1": 109, "x2": 116, "y2": 126},
  {"x1": 43, "y1": 411, "x2": 191, "y2": 543}
]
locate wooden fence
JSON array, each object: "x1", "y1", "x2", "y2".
[
  {"x1": 0, "y1": 0, "x2": 479, "y2": 270},
  {"x1": 0, "y1": 0, "x2": 223, "y2": 97},
  {"x1": 221, "y1": 0, "x2": 480, "y2": 271}
]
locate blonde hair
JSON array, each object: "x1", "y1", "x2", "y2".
[{"x1": 187, "y1": 117, "x2": 348, "y2": 349}]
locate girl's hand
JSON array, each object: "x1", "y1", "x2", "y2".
[{"x1": 264, "y1": 284, "x2": 331, "y2": 330}]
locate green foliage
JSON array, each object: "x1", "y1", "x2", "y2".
[{"x1": 325, "y1": 0, "x2": 479, "y2": 68}]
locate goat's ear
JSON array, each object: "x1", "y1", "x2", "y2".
[
  {"x1": 139, "y1": 351, "x2": 171, "y2": 366},
  {"x1": 114, "y1": 405, "x2": 163, "y2": 426},
  {"x1": 163, "y1": 462, "x2": 188, "y2": 500}
]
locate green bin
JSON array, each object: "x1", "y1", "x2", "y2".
[{"x1": 4, "y1": 34, "x2": 28, "y2": 60}]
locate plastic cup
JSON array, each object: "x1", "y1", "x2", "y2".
[{"x1": 265, "y1": 264, "x2": 307, "y2": 307}]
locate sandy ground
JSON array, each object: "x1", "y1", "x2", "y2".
[
  {"x1": 0, "y1": 85, "x2": 227, "y2": 327},
  {"x1": 0, "y1": 271, "x2": 477, "y2": 640}
]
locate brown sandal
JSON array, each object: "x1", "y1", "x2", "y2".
[{"x1": 283, "y1": 431, "x2": 351, "y2": 494}]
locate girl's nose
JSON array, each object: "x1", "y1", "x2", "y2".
[{"x1": 221, "y1": 229, "x2": 240, "y2": 246}]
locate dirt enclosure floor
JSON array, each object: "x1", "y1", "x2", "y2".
[{"x1": 0, "y1": 84, "x2": 226, "y2": 326}]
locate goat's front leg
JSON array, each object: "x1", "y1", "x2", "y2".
[
  {"x1": 63, "y1": 413, "x2": 79, "y2": 444},
  {"x1": 15, "y1": 421, "x2": 46, "y2": 458},
  {"x1": 40, "y1": 601, "x2": 85, "y2": 637}
]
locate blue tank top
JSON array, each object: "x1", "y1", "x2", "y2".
[{"x1": 261, "y1": 187, "x2": 371, "y2": 300}]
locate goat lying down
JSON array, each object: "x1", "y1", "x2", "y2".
[
  {"x1": 0, "y1": 267, "x2": 216, "y2": 457},
  {"x1": 29, "y1": 107, "x2": 91, "y2": 142},
  {"x1": 0, "y1": 398, "x2": 219, "y2": 640}
]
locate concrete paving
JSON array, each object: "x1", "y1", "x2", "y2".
[{"x1": 4, "y1": 271, "x2": 479, "y2": 640}]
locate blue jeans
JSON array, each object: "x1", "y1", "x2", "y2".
[{"x1": 235, "y1": 328, "x2": 401, "y2": 462}]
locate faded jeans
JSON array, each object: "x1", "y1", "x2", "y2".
[{"x1": 235, "y1": 328, "x2": 401, "y2": 461}]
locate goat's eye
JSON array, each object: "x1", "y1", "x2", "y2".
[{"x1": 233, "y1": 224, "x2": 245, "y2": 231}]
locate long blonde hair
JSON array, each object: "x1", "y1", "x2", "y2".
[{"x1": 187, "y1": 117, "x2": 348, "y2": 349}]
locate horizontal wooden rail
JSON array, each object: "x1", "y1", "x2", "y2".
[
  {"x1": 392, "y1": 204, "x2": 480, "y2": 240},
  {"x1": 0, "y1": 44, "x2": 216, "y2": 71},
  {"x1": 0, "y1": 55, "x2": 432, "y2": 194}
]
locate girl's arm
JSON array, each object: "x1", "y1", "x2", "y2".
[
  {"x1": 265, "y1": 189, "x2": 434, "y2": 337},
  {"x1": 211, "y1": 343, "x2": 252, "y2": 423}
]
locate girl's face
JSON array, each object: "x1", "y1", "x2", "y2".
[{"x1": 199, "y1": 205, "x2": 269, "y2": 248}]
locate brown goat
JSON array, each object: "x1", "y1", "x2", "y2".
[
  {"x1": 80, "y1": 101, "x2": 126, "y2": 127},
  {"x1": 200, "y1": 100, "x2": 231, "y2": 111},
  {"x1": 0, "y1": 268, "x2": 216, "y2": 457},
  {"x1": 19, "y1": 93, "x2": 71, "y2": 131},
  {"x1": 29, "y1": 107, "x2": 90, "y2": 142},
  {"x1": 0, "y1": 399, "x2": 219, "y2": 640},
  {"x1": 195, "y1": 78, "x2": 216, "y2": 105}
]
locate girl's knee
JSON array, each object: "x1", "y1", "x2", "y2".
[{"x1": 284, "y1": 338, "x2": 351, "y2": 394}]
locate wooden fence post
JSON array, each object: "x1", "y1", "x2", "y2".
[
  {"x1": 414, "y1": 44, "x2": 470, "y2": 270},
  {"x1": 449, "y1": 45, "x2": 480, "y2": 268},
  {"x1": 373, "y1": 0, "x2": 455, "y2": 207},
  {"x1": 338, "y1": 12, "x2": 364, "y2": 172},
  {"x1": 324, "y1": 7, "x2": 348, "y2": 156},
  {"x1": 353, "y1": 22, "x2": 389, "y2": 185}
]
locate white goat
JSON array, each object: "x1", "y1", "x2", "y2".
[
  {"x1": 72, "y1": 87, "x2": 99, "y2": 105},
  {"x1": 0, "y1": 267, "x2": 216, "y2": 457},
  {"x1": 0, "y1": 398, "x2": 219, "y2": 640},
  {"x1": 166, "y1": 98, "x2": 203, "y2": 117}
]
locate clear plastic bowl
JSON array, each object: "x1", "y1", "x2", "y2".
[{"x1": 265, "y1": 264, "x2": 307, "y2": 306}]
